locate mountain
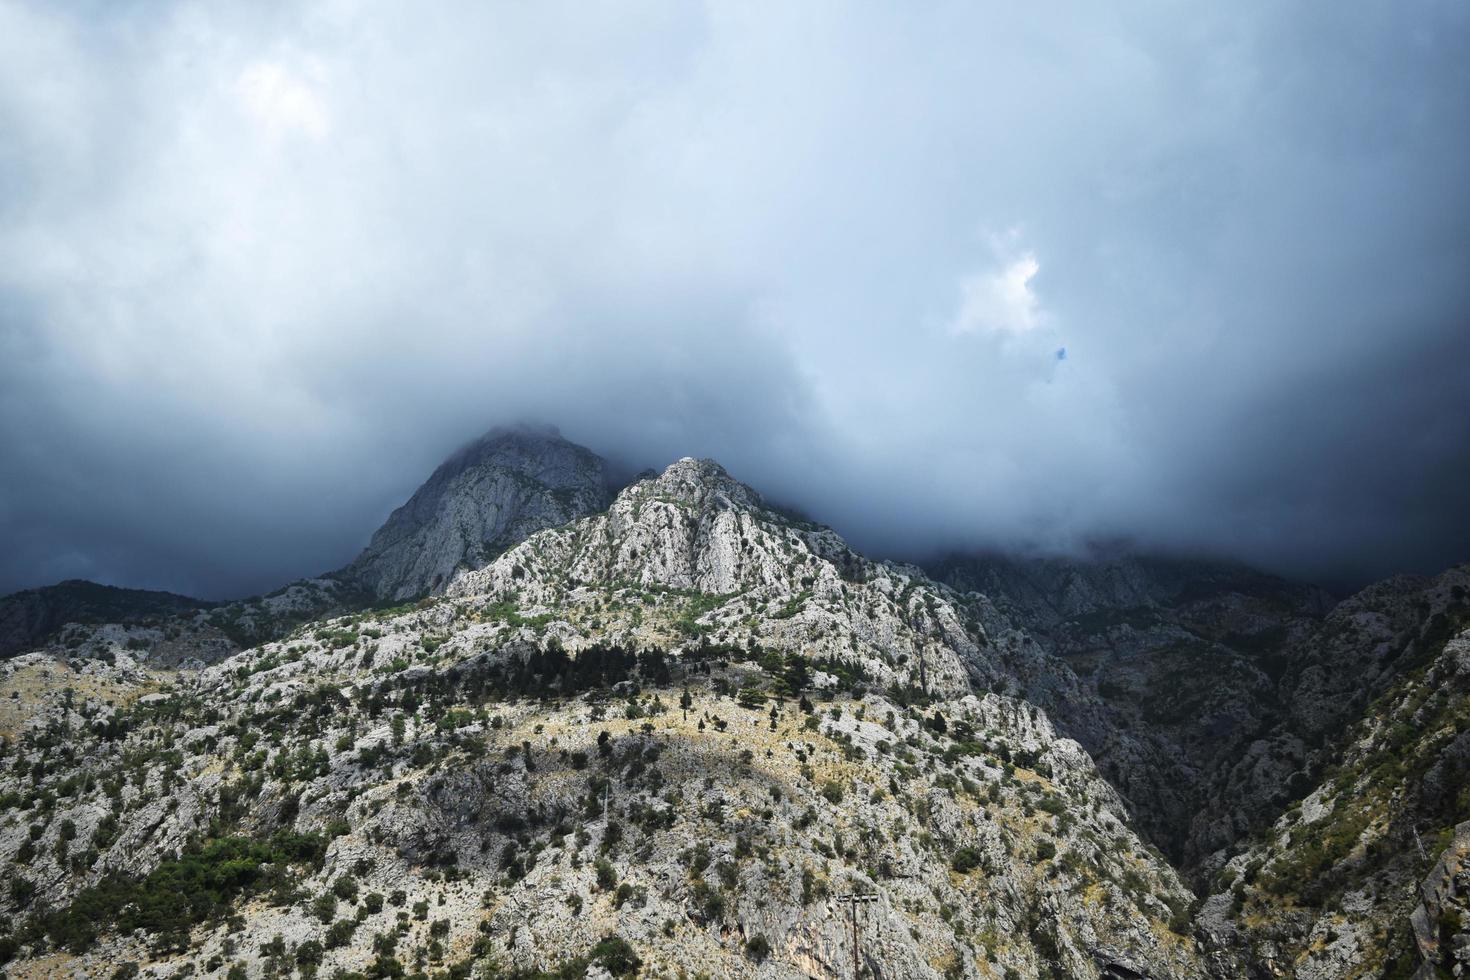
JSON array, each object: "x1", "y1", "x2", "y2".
[
  {"x1": 931, "y1": 555, "x2": 1336, "y2": 866},
  {"x1": 0, "y1": 455, "x2": 1211, "y2": 979},
  {"x1": 1199, "y1": 568, "x2": 1470, "y2": 978},
  {"x1": 0, "y1": 426, "x2": 613, "y2": 666},
  {"x1": 0, "y1": 579, "x2": 217, "y2": 659},
  {"x1": 0, "y1": 432, "x2": 1465, "y2": 978},
  {"x1": 0, "y1": 576, "x2": 370, "y2": 668},
  {"x1": 935, "y1": 553, "x2": 1470, "y2": 977},
  {"x1": 345, "y1": 425, "x2": 614, "y2": 602}
]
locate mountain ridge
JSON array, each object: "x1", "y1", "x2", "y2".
[
  {"x1": 0, "y1": 428, "x2": 1465, "y2": 977},
  {"x1": 0, "y1": 446, "x2": 1214, "y2": 978}
]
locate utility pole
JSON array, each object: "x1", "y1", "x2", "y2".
[{"x1": 836, "y1": 892, "x2": 878, "y2": 977}]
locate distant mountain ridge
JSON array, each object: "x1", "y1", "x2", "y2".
[
  {"x1": 0, "y1": 426, "x2": 615, "y2": 664},
  {"x1": 0, "y1": 579, "x2": 216, "y2": 659}
]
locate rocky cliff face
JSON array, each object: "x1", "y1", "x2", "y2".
[{"x1": 346, "y1": 426, "x2": 614, "y2": 603}]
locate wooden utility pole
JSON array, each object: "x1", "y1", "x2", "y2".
[{"x1": 836, "y1": 893, "x2": 878, "y2": 977}]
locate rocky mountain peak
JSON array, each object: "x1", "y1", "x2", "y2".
[
  {"x1": 636, "y1": 456, "x2": 761, "y2": 508},
  {"x1": 345, "y1": 425, "x2": 613, "y2": 602},
  {"x1": 447, "y1": 454, "x2": 999, "y2": 698},
  {"x1": 452, "y1": 453, "x2": 825, "y2": 601}
]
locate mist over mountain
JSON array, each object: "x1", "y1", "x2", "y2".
[
  {"x1": 2, "y1": 5, "x2": 1470, "y2": 975},
  {"x1": 2, "y1": 2, "x2": 1469, "y2": 600}
]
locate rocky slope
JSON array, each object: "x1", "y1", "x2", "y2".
[
  {"x1": 444, "y1": 458, "x2": 1131, "y2": 718},
  {"x1": 0, "y1": 645, "x2": 1206, "y2": 978},
  {"x1": 0, "y1": 434, "x2": 1465, "y2": 978},
  {"x1": 1193, "y1": 599, "x2": 1470, "y2": 980},
  {"x1": 346, "y1": 426, "x2": 614, "y2": 603},
  {"x1": 937, "y1": 555, "x2": 1470, "y2": 977},
  {"x1": 932, "y1": 556, "x2": 1339, "y2": 866},
  {"x1": 0, "y1": 457, "x2": 1211, "y2": 979},
  {"x1": 1200, "y1": 576, "x2": 1470, "y2": 978},
  {"x1": 1186, "y1": 568, "x2": 1470, "y2": 878},
  {"x1": 6, "y1": 576, "x2": 368, "y2": 669}
]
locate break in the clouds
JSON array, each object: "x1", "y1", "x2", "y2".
[
  {"x1": 950, "y1": 232, "x2": 1044, "y2": 337},
  {"x1": 1, "y1": 1, "x2": 1468, "y2": 599}
]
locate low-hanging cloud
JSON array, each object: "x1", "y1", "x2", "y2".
[{"x1": 1, "y1": 0, "x2": 1467, "y2": 599}]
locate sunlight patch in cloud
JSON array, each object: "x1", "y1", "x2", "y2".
[
  {"x1": 234, "y1": 60, "x2": 329, "y2": 142},
  {"x1": 949, "y1": 239, "x2": 1043, "y2": 336}
]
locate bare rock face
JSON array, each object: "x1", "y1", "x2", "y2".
[
  {"x1": 1409, "y1": 820, "x2": 1470, "y2": 978},
  {"x1": 346, "y1": 426, "x2": 614, "y2": 602}
]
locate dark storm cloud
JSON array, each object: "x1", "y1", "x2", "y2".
[{"x1": 1, "y1": 1, "x2": 1467, "y2": 599}]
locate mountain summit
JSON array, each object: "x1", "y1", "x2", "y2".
[
  {"x1": 346, "y1": 426, "x2": 614, "y2": 602},
  {"x1": 0, "y1": 426, "x2": 614, "y2": 663}
]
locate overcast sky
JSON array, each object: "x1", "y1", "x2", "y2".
[{"x1": 2, "y1": 1, "x2": 1468, "y2": 599}]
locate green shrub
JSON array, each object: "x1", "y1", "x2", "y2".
[
  {"x1": 690, "y1": 879, "x2": 725, "y2": 921},
  {"x1": 331, "y1": 874, "x2": 359, "y2": 902},
  {"x1": 951, "y1": 847, "x2": 983, "y2": 874},
  {"x1": 296, "y1": 940, "x2": 324, "y2": 966},
  {"x1": 311, "y1": 893, "x2": 337, "y2": 923},
  {"x1": 325, "y1": 919, "x2": 356, "y2": 948},
  {"x1": 588, "y1": 934, "x2": 641, "y2": 977},
  {"x1": 737, "y1": 688, "x2": 768, "y2": 709}
]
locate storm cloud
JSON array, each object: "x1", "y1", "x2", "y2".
[{"x1": 1, "y1": 1, "x2": 1468, "y2": 599}]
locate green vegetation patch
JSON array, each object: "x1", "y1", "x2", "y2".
[{"x1": 26, "y1": 830, "x2": 330, "y2": 953}]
